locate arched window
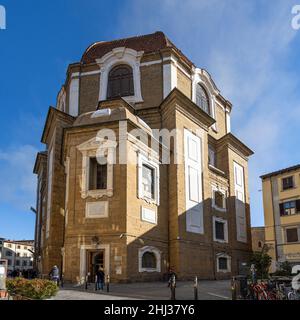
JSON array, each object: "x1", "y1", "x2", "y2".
[
  {"x1": 258, "y1": 241, "x2": 262, "y2": 248},
  {"x1": 107, "y1": 64, "x2": 134, "y2": 99},
  {"x1": 196, "y1": 84, "x2": 210, "y2": 114},
  {"x1": 142, "y1": 252, "x2": 157, "y2": 269}
]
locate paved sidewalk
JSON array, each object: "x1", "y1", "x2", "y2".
[
  {"x1": 51, "y1": 290, "x2": 137, "y2": 300},
  {"x1": 53, "y1": 280, "x2": 231, "y2": 300}
]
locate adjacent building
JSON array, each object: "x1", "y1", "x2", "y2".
[
  {"x1": 261, "y1": 165, "x2": 300, "y2": 272},
  {"x1": 33, "y1": 31, "x2": 253, "y2": 283},
  {"x1": 0, "y1": 238, "x2": 4, "y2": 259},
  {"x1": 1, "y1": 240, "x2": 34, "y2": 272}
]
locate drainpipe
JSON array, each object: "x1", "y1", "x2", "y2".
[{"x1": 270, "y1": 178, "x2": 279, "y2": 263}]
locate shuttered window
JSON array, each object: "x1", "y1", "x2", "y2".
[
  {"x1": 218, "y1": 257, "x2": 228, "y2": 270},
  {"x1": 286, "y1": 228, "x2": 299, "y2": 243},
  {"x1": 282, "y1": 176, "x2": 294, "y2": 190},
  {"x1": 215, "y1": 221, "x2": 225, "y2": 240},
  {"x1": 142, "y1": 164, "x2": 155, "y2": 200},
  {"x1": 234, "y1": 162, "x2": 247, "y2": 242},
  {"x1": 107, "y1": 65, "x2": 134, "y2": 98},
  {"x1": 89, "y1": 158, "x2": 107, "y2": 190}
]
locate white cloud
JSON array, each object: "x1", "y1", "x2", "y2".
[{"x1": 0, "y1": 145, "x2": 38, "y2": 211}]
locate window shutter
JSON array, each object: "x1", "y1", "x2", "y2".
[
  {"x1": 296, "y1": 200, "x2": 300, "y2": 213},
  {"x1": 286, "y1": 228, "x2": 299, "y2": 243},
  {"x1": 279, "y1": 203, "x2": 285, "y2": 216},
  {"x1": 234, "y1": 162, "x2": 247, "y2": 242}
]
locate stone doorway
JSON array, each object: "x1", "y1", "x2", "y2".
[{"x1": 87, "y1": 250, "x2": 105, "y2": 281}]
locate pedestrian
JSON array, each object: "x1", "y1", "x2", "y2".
[
  {"x1": 167, "y1": 268, "x2": 177, "y2": 288},
  {"x1": 49, "y1": 265, "x2": 60, "y2": 286},
  {"x1": 250, "y1": 264, "x2": 257, "y2": 284},
  {"x1": 96, "y1": 267, "x2": 105, "y2": 291}
]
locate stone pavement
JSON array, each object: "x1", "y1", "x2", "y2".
[
  {"x1": 51, "y1": 290, "x2": 137, "y2": 300},
  {"x1": 53, "y1": 280, "x2": 231, "y2": 300}
]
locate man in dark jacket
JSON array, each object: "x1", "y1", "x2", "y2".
[
  {"x1": 49, "y1": 265, "x2": 60, "y2": 286},
  {"x1": 96, "y1": 268, "x2": 105, "y2": 291}
]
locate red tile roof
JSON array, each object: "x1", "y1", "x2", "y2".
[{"x1": 81, "y1": 31, "x2": 193, "y2": 66}]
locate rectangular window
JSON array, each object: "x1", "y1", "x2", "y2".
[
  {"x1": 89, "y1": 157, "x2": 107, "y2": 190},
  {"x1": 215, "y1": 221, "x2": 225, "y2": 240},
  {"x1": 138, "y1": 153, "x2": 160, "y2": 205},
  {"x1": 142, "y1": 164, "x2": 155, "y2": 200},
  {"x1": 6, "y1": 250, "x2": 12, "y2": 257},
  {"x1": 22, "y1": 260, "x2": 27, "y2": 266},
  {"x1": 282, "y1": 176, "x2": 294, "y2": 190},
  {"x1": 208, "y1": 146, "x2": 216, "y2": 167},
  {"x1": 213, "y1": 190, "x2": 226, "y2": 210},
  {"x1": 280, "y1": 201, "x2": 297, "y2": 216},
  {"x1": 7, "y1": 259, "x2": 11, "y2": 266},
  {"x1": 218, "y1": 257, "x2": 228, "y2": 270},
  {"x1": 286, "y1": 228, "x2": 299, "y2": 243},
  {"x1": 16, "y1": 260, "x2": 20, "y2": 266}
]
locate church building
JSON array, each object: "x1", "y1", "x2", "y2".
[{"x1": 33, "y1": 31, "x2": 253, "y2": 283}]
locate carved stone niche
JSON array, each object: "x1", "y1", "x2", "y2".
[{"x1": 77, "y1": 137, "x2": 116, "y2": 200}]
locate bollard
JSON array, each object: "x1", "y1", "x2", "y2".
[
  {"x1": 106, "y1": 275, "x2": 110, "y2": 293},
  {"x1": 95, "y1": 275, "x2": 98, "y2": 291},
  {"x1": 194, "y1": 276, "x2": 198, "y2": 300},
  {"x1": 85, "y1": 275, "x2": 88, "y2": 290},
  {"x1": 170, "y1": 275, "x2": 176, "y2": 300},
  {"x1": 231, "y1": 277, "x2": 237, "y2": 300}
]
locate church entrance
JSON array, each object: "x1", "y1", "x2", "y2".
[{"x1": 86, "y1": 250, "x2": 105, "y2": 282}]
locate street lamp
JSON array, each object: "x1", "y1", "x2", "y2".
[{"x1": 30, "y1": 207, "x2": 37, "y2": 214}]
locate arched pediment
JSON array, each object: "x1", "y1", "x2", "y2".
[
  {"x1": 192, "y1": 68, "x2": 220, "y2": 97},
  {"x1": 96, "y1": 47, "x2": 144, "y2": 104}
]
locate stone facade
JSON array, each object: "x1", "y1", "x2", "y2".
[{"x1": 34, "y1": 31, "x2": 253, "y2": 283}]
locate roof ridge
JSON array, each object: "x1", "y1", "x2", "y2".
[{"x1": 260, "y1": 164, "x2": 300, "y2": 179}]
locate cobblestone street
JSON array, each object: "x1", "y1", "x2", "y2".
[{"x1": 52, "y1": 280, "x2": 231, "y2": 300}]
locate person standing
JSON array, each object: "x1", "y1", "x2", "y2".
[
  {"x1": 49, "y1": 265, "x2": 60, "y2": 286},
  {"x1": 167, "y1": 268, "x2": 177, "y2": 288},
  {"x1": 96, "y1": 267, "x2": 105, "y2": 291}
]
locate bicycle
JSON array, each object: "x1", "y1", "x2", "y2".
[{"x1": 287, "y1": 287, "x2": 300, "y2": 300}]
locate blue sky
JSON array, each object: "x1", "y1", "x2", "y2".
[{"x1": 0, "y1": 0, "x2": 300, "y2": 240}]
